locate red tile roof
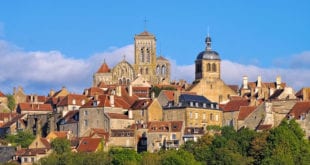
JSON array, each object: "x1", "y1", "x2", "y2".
[
  {"x1": 84, "y1": 87, "x2": 105, "y2": 97},
  {"x1": 40, "y1": 138, "x2": 51, "y2": 149},
  {"x1": 238, "y1": 106, "x2": 257, "y2": 120},
  {"x1": 0, "y1": 91, "x2": 5, "y2": 97},
  {"x1": 57, "y1": 94, "x2": 88, "y2": 106},
  {"x1": 288, "y1": 101, "x2": 310, "y2": 119},
  {"x1": 18, "y1": 103, "x2": 53, "y2": 112},
  {"x1": 164, "y1": 91, "x2": 175, "y2": 101},
  {"x1": 0, "y1": 112, "x2": 18, "y2": 121},
  {"x1": 130, "y1": 99, "x2": 152, "y2": 110},
  {"x1": 16, "y1": 148, "x2": 48, "y2": 156},
  {"x1": 52, "y1": 131, "x2": 69, "y2": 139},
  {"x1": 106, "y1": 113, "x2": 128, "y2": 119},
  {"x1": 96, "y1": 62, "x2": 110, "y2": 73},
  {"x1": 77, "y1": 137, "x2": 102, "y2": 152},
  {"x1": 221, "y1": 99, "x2": 250, "y2": 112},
  {"x1": 89, "y1": 128, "x2": 109, "y2": 141}
]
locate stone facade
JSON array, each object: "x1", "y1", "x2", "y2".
[
  {"x1": 188, "y1": 35, "x2": 237, "y2": 103},
  {"x1": 93, "y1": 30, "x2": 170, "y2": 86}
]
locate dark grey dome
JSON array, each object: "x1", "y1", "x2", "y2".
[
  {"x1": 197, "y1": 35, "x2": 220, "y2": 60},
  {"x1": 197, "y1": 50, "x2": 220, "y2": 60}
]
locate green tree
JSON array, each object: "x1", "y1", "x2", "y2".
[
  {"x1": 109, "y1": 147, "x2": 141, "y2": 165},
  {"x1": 160, "y1": 149, "x2": 201, "y2": 165},
  {"x1": 140, "y1": 152, "x2": 161, "y2": 165},
  {"x1": 5, "y1": 130, "x2": 35, "y2": 148},
  {"x1": 51, "y1": 138, "x2": 71, "y2": 154},
  {"x1": 6, "y1": 94, "x2": 15, "y2": 111}
]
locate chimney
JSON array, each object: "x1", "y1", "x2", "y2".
[
  {"x1": 128, "y1": 84, "x2": 133, "y2": 97},
  {"x1": 257, "y1": 75, "x2": 262, "y2": 88},
  {"x1": 243, "y1": 76, "x2": 248, "y2": 89},
  {"x1": 110, "y1": 95, "x2": 115, "y2": 107},
  {"x1": 174, "y1": 90, "x2": 180, "y2": 105},
  {"x1": 34, "y1": 95, "x2": 38, "y2": 103},
  {"x1": 276, "y1": 76, "x2": 281, "y2": 89},
  {"x1": 116, "y1": 86, "x2": 122, "y2": 97},
  {"x1": 128, "y1": 110, "x2": 133, "y2": 119},
  {"x1": 49, "y1": 89, "x2": 55, "y2": 97}
]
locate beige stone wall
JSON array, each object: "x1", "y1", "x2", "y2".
[
  {"x1": 189, "y1": 79, "x2": 237, "y2": 103},
  {"x1": 147, "y1": 99, "x2": 163, "y2": 121},
  {"x1": 93, "y1": 72, "x2": 112, "y2": 86},
  {"x1": 107, "y1": 136, "x2": 136, "y2": 150},
  {"x1": 223, "y1": 111, "x2": 239, "y2": 129},
  {"x1": 163, "y1": 107, "x2": 222, "y2": 127},
  {"x1": 79, "y1": 107, "x2": 105, "y2": 137},
  {"x1": 110, "y1": 118, "x2": 135, "y2": 129}
]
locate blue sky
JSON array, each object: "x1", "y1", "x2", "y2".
[{"x1": 0, "y1": 1, "x2": 309, "y2": 94}]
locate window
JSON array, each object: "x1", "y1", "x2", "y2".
[
  {"x1": 145, "y1": 68, "x2": 149, "y2": 74},
  {"x1": 119, "y1": 79, "x2": 122, "y2": 85},
  {"x1": 190, "y1": 102, "x2": 193, "y2": 107},
  {"x1": 146, "y1": 48, "x2": 150, "y2": 63},
  {"x1": 24, "y1": 158, "x2": 28, "y2": 162},
  {"x1": 161, "y1": 65, "x2": 166, "y2": 75},
  {"x1": 207, "y1": 63, "x2": 211, "y2": 71},
  {"x1": 195, "y1": 102, "x2": 199, "y2": 107},
  {"x1": 84, "y1": 110, "x2": 88, "y2": 116},
  {"x1": 172, "y1": 134, "x2": 176, "y2": 140},
  {"x1": 195, "y1": 113, "x2": 198, "y2": 119},
  {"x1": 210, "y1": 113, "x2": 213, "y2": 121},
  {"x1": 140, "y1": 68, "x2": 143, "y2": 74},
  {"x1": 31, "y1": 157, "x2": 35, "y2": 162},
  {"x1": 156, "y1": 65, "x2": 160, "y2": 74},
  {"x1": 84, "y1": 120, "x2": 88, "y2": 126},
  {"x1": 203, "y1": 103, "x2": 206, "y2": 108},
  {"x1": 140, "y1": 48, "x2": 145, "y2": 62},
  {"x1": 212, "y1": 63, "x2": 217, "y2": 72}
]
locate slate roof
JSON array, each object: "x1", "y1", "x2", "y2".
[
  {"x1": 77, "y1": 137, "x2": 102, "y2": 152},
  {"x1": 288, "y1": 101, "x2": 310, "y2": 119},
  {"x1": 269, "y1": 89, "x2": 284, "y2": 100},
  {"x1": 179, "y1": 94, "x2": 211, "y2": 103},
  {"x1": 238, "y1": 106, "x2": 257, "y2": 120}
]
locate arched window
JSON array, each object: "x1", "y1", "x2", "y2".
[
  {"x1": 156, "y1": 65, "x2": 160, "y2": 75},
  {"x1": 146, "y1": 48, "x2": 150, "y2": 63},
  {"x1": 140, "y1": 68, "x2": 143, "y2": 74},
  {"x1": 145, "y1": 68, "x2": 149, "y2": 75},
  {"x1": 207, "y1": 63, "x2": 211, "y2": 72},
  {"x1": 161, "y1": 65, "x2": 166, "y2": 75},
  {"x1": 196, "y1": 63, "x2": 201, "y2": 72},
  {"x1": 123, "y1": 77, "x2": 126, "y2": 85},
  {"x1": 140, "y1": 47, "x2": 145, "y2": 62},
  {"x1": 127, "y1": 79, "x2": 130, "y2": 85},
  {"x1": 119, "y1": 79, "x2": 122, "y2": 85},
  {"x1": 212, "y1": 63, "x2": 216, "y2": 72}
]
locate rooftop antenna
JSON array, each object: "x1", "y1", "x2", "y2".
[{"x1": 144, "y1": 17, "x2": 148, "y2": 31}]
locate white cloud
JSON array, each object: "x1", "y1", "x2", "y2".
[{"x1": 0, "y1": 39, "x2": 309, "y2": 95}]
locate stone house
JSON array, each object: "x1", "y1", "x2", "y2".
[
  {"x1": 130, "y1": 98, "x2": 163, "y2": 123},
  {"x1": 58, "y1": 110, "x2": 79, "y2": 137},
  {"x1": 56, "y1": 94, "x2": 88, "y2": 117},
  {"x1": 295, "y1": 87, "x2": 310, "y2": 101},
  {"x1": 0, "y1": 113, "x2": 26, "y2": 137},
  {"x1": 103, "y1": 113, "x2": 135, "y2": 132},
  {"x1": 16, "y1": 103, "x2": 53, "y2": 115},
  {"x1": 146, "y1": 121, "x2": 183, "y2": 152},
  {"x1": 183, "y1": 127, "x2": 205, "y2": 142},
  {"x1": 221, "y1": 99, "x2": 250, "y2": 129},
  {"x1": 163, "y1": 94, "x2": 222, "y2": 128},
  {"x1": 107, "y1": 129, "x2": 136, "y2": 150},
  {"x1": 287, "y1": 101, "x2": 310, "y2": 139},
  {"x1": 76, "y1": 137, "x2": 104, "y2": 153}
]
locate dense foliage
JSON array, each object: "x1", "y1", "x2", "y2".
[
  {"x1": 5, "y1": 130, "x2": 35, "y2": 148},
  {"x1": 38, "y1": 119, "x2": 310, "y2": 165},
  {"x1": 6, "y1": 94, "x2": 16, "y2": 111}
]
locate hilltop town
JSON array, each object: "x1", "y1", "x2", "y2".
[{"x1": 0, "y1": 30, "x2": 310, "y2": 164}]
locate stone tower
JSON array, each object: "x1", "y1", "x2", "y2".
[
  {"x1": 195, "y1": 35, "x2": 221, "y2": 81},
  {"x1": 133, "y1": 31, "x2": 157, "y2": 83}
]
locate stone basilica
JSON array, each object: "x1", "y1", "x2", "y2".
[{"x1": 93, "y1": 31, "x2": 171, "y2": 86}]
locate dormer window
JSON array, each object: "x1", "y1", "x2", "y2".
[
  {"x1": 190, "y1": 102, "x2": 193, "y2": 107},
  {"x1": 195, "y1": 102, "x2": 199, "y2": 107},
  {"x1": 203, "y1": 103, "x2": 206, "y2": 108},
  {"x1": 211, "y1": 104, "x2": 214, "y2": 109}
]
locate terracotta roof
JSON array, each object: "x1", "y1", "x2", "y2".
[
  {"x1": 18, "y1": 103, "x2": 53, "y2": 112},
  {"x1": 248, "y1": 82, "x2": 286, "y2": 89},
  {"x1": 163, "y1": 90, "x2": 175, "y2": 101},
  {"x1": 40, "y1": 138, "x2": 51, "y2": 149},
  {"x1": 228, "y1": 85, "x2": 239, "y2": 93},
  {"x1": 89, "y1": 128, "x2": 109, "y2": 141},
  {"x1": 0, "y1": 91, "x2": 5, "y2": 97},
  {"x1": 256, "y1": 124, "x2": 272, "y2": 131},
  {"x1": 52, "y1": 131, "x2": 69, "y2": 139},
  {"x1": 157, "y1": 56, "x2": 168, "y2": 61},
  {"x1": 26, "y1": 95, "x2": 47, "y2": 103},
  {"x1": 15, "y1": 148, "x2": 48, "y2": 156},
  {"x1": 130, "y1": 99, "x2": 152, "y2": 110},
  {"x1": 0, "y1": 112, "x2": 18, "y2": 121},
  {"x1": 84, "y1": 87, "x2": 105, "y2": 97},
  {"x1": 229, "y1": 96, "x2": 244, "y2": 101},
  {"x1": 57, "y1": 94, "x2": 88, "y2": 106},
  {"x1": 96, "y1": 62, "x2": 110, "y2": 73},
  {"x1": 106, "y1": 113, "x2": 128, "y2": 119},
  {"x1": 137, "y1": 31, "x2": 154, "y2": 36},
  {"x1": 238, "y1": 106, "x2": 257, "y2": 120},
  {"x1": 77, "y1": 137, "x2": 102, "y2": 152},
  {"x1": 288, "y1": 101, "x2": 310, "y2": 119},
  {"x1": 222, "y1": 99, "x2": 250, "y2": 112},
  {"x1": 148, "y1": 121, "x2": 183, "y2": 132},
  {"x1": 0, "y1": 114, "x2": 25, "y2": 128}
]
